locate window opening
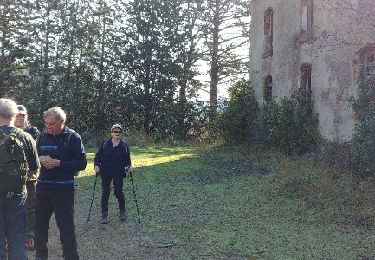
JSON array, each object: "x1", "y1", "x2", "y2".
[
  {"x1": 300, "y1": 0, "x2": 313, "y2": 41},
  {"x1": 300, "y1": 64, "x2": 312, "y2": 103},
  {"x1": 263, "y1": 8, "x2": 273, "y2": 58},
  {"x1": 264, "y1": 75, "x2": 272, "y2": 102},
  {"x1": 365, "y1": 50, "x2": 375, "y2": 76}
]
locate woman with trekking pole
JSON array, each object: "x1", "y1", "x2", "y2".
[{"x1": 94, "y1": 124, "x2": 133, "y2": 224}]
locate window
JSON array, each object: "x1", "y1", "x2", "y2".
[
  {"x1": 365, "y1": 51, "x2": 375, "y2": 77},
  {"x1": 264, "y1": 75, "x2": 272, "y2": 102},
  {"x1": 300, "y1": 64, "x2": 312, "y2": 103},
  {"x1": 263, "y1": 8, "x2": 273, "y2": 58},
  {"x1": 300, "y1": 0, "x2": 313, "y2": 41},
  {"x1": 353, "y1": 45, "x2": 375, "y2": 84}
]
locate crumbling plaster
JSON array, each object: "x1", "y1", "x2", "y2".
[{"x1": 249, "y1": 0, "x2": 374, "y2": 141}]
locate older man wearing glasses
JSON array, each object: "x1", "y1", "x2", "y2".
[
  {"x1": 35, "y1": 107, "x2": 87, "y2": 260},
  {"x1": 94, "y1": 124, "x2": 133, "y2": 224}
]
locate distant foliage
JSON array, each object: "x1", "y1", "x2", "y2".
[
  {"x1": 255, "y1": 91, "x2": 320, "y2": 155},
  {"x1": 218, "y1": 80, "x2": 259, "y2": 144},
  {"x1": 0, "y1": 0, "x2": 207, "y2": 142},
  {"x1": 352, "y1": 77, "x2": 375, "y2": 177}
]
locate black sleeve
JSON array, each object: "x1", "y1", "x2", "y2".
[
  {"x1": 94, "y1": 141, "x2": 105, "y2": 166},
  {"x1": 124, "y1": 142, "x2": 132, "y2": 167},
  {"x1": 21, "y1": 132, "x2": 40, "y2": 171}
]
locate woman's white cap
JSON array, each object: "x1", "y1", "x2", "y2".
[{"x1": 111, "y1": 123, "x2": 123, "y2": 131}]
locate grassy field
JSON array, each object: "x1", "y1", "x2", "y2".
[{"x1": 28, "y1": 145, "x2": 375, "y2": 259}]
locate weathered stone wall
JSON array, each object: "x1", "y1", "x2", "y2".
[{"x1": 249, "y1": 0, "x2": 375, "y2": 141}]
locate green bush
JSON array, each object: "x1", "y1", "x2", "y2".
[
  {"x1": 218, "y1": 80, "x2": 259, "y2": 144},
  {"x1": 218, "y1": 83, "x2": 320, "y2": 154},
  {"x1": 256, "y1": 91, "x2": 320, "y2": 155},
  {"x1": 352, "y1": 77, "x2": 375, "y2": 177}
]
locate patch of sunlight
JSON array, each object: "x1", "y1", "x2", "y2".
[
  {"x1": 75, "y1": 147, "x2": 198, "y2": 178},
  {"x1": 134, "y1": 152, "x2": 197, "y2": 167}
]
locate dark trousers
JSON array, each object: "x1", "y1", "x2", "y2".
[
  {"x1": 101, "y1": 177, "x2": 125, "y2": 213},
  {"x1": 0, "y1": 193, "x2": 27, "y2": 260},
  {"x1": 34, "y1": 186, "x2": 79, "y2": 260},
  {"x1": 25, "y1": 181, "x2": 36, "y2": 240}
]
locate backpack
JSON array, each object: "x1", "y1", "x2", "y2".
[
  {"x1": 25, "y1": 126, "x2": 40, "y2": 141},
  {"x1": 0, "y1": 129, "x2": 28, "y2": 194},
  {"x1": 102, "y1": 139, "x2": 128, "y2": 154}
]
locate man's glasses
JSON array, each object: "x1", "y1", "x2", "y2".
[
  {"x1": 45, "y1": 121, "x2": 59, "y2": 126},
  {"x1": 112, "y1": 131, "x2": 122, "y2": 134}
]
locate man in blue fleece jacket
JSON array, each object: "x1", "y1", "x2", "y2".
[{"x1": 35, "y1": 107, "x2": 87, "y2": 260}]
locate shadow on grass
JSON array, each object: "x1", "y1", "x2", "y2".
[
  {"x1": 39, "y1": 145, "x2": 375, "y2": 260},
  {"x1": 70, "y1": 146, "x2": 269, "y2": 259}
]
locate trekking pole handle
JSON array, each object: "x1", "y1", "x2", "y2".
[{"x1": 125, "y1": 166, "x2": 134, "y2": 176}]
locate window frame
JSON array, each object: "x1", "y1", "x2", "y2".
[
  {"x1": 262, "y1": 7, "x2": 273, "y2": 58},
  {"x1": 300, "y1": 0, "x2": 313, "y2": 42},
  {"x1": 300, "y1": 63, "x2": 312, "y2": 104},
  {"x1": 365, "y1": 50, "x2": 375, "y2": 77},
  {"x1": 263, "y1": 75, "x2": 273, "y2": 103}
]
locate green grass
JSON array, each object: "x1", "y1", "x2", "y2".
[{"x1": 76, "y1": 145, "x2": 375, "y2": 259}]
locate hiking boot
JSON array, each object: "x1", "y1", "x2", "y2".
[
  {"x1": 100, "y1": 212, "x2": 110, "y2": 224},
  {"x1": 119, "y1": 211, "x2": 126, "y2": 222}
]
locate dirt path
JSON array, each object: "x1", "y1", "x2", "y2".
[{"x1": 26, "y1": 189, "x2": 179, "y2": 260}]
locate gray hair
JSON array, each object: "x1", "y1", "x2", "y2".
[
  {"x1": 0, "y1": 98, "x2": 18, "y2": 119},
  {"x1": 43, "y1": 107, "x2": 67, "y2": 123}
]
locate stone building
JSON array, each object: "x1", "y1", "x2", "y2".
[{"x1": 249, "y1": 0, "x2": 375, "y2": 141}]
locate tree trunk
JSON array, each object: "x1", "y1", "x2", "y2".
[
  {"x1": 40, "y1": 3, "x2": 51, "y2": 115},
  {"x1": 209, "y1": 0, "x2": 220, "y2": 121}
]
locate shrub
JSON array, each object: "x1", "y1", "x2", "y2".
[
  {"x1": 352, "y1": 77, "x2": 375, "y2": 178},
  {"x1": 218, "y1": 80, "x2": 259, "y2": 144},
  {"x1": 219, "y1": 84, "x2": 320, "y2": 154},
  {"x1": 255, "y1": 91, "x2": 320, "y2": 155}
]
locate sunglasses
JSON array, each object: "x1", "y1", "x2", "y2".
[{"x1": 112, "y1": 130, "x2": 122, "y2": 134}]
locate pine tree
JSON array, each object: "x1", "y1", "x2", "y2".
[{"x1": 200, "y1": 0, "x2": 250, "y2": 120}]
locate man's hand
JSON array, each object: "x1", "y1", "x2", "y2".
[
  {"x1": 39, "y1": 155, "x2": 61, "y2": 170},
  {"x1": 28, "y1": 170, "x2": 38, "y2": 180},
  {"x1": 94, "y1": 166, "x2": 100, "y2": 177},
  {"x1": 127, "y1": 166, "x2": 134, "y2": 176}
]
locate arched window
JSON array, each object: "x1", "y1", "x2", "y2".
[
  {"x1": 264, "y1": 75, "x2": 272, "y2": 102},
  {"x1": 263, "y1": 8, "x2": 273, "y2": 58},
  {"x1": 365, "y1": 50, "x2": 375, "y2": 77},
  {"x1": 353, "y1": 44, "x2": 375, "y2": 84},
  {"x1": 300, "y1": 64, "x2": 312, "y2": 103}
]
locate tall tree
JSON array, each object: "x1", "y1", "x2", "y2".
[
  {"x1": 201, "y1": 0, "x2": 250, "y2": 120},
  {"x1": 123, "y1": 0, "x2": 190, "y2": 135},
  {"x1": 0, "y1": 0, "x2": 33, "y2": 97},
  {"x1": 176, "y1": 0, "x2": 204, "y2": 138}
]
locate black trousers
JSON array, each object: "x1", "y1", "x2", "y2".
[
  {"x1": 101, "y1": 177, "x2": 125, "y2": 214},
  {"x1": 25, "y1": 180, "x2": 36, "y2": 240},
  {"x1": 34, "y1": 186, "x2": 78, "y2": 260}
]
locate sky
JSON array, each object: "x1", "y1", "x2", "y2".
[{"x1": 195, "y1": 43, "x2": 250, "y2": 101}]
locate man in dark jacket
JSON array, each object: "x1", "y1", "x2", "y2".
[
  {"x1": 35, "y1": 107, "x2": 87, "y2": 260},
  {"x1": 0, "y1": 98, "x2": 40, "y2": 260},
  {"x1": 15, "y1": 105, "x2": 40, "y2": 140},
  {"x1": 15, "y1": 104, "x2": 40, "y2": 251}
]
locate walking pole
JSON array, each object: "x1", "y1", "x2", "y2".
[
  {"x1": 129, "y1": 171, "x2": 141, "y2": 224},
  {"x1": 85, "y1": 174, "x2": 99, "y2": 229},
  {"x1": 129, "y1": 170, "x2": 172, "y2": 248}
]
